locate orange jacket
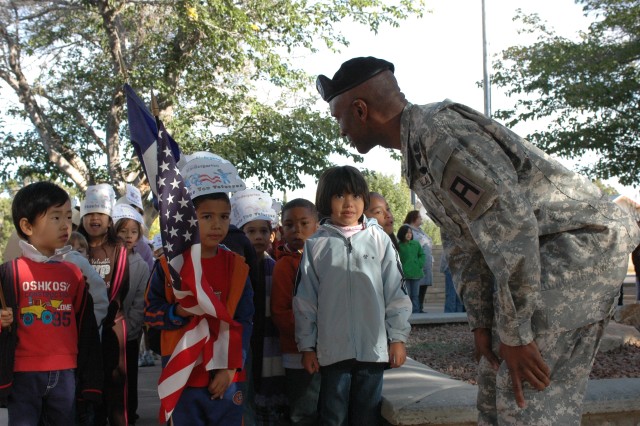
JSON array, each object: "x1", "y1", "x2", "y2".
[{"x1": 270, "y1": 248, "x2": 301, "y2": 354}]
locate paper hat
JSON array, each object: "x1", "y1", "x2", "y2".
[
  {"x1": 151, "y1": 234, "x2": 164, "y2": 252},
  {"x1": 271, "y1": 200, "x2": 283, "y2": 226},
  {"x1": 316, "y1": 56, "x2": 394, "y2": 102},
  {"x1": 230, "y1": 188, "x2": 278, "y2": 229},
  {"x1": 116, "y1": 183, "x2": 144, "y2": 211},
  {"x1": 71, "y1": 195, "x2": 81, "y2": 227},
  {"x1": 180, "y1": 151, "x2": 246, "y2": 198},
  {"x1": 72, "y1": 208, "x2": 81, "y2": 227},
  {"x1": 80, "y1": 184, "x2": 116, "y2": 217},
  {"x1": 111, "y1": 203, "x2": 144, "y2": 226}
]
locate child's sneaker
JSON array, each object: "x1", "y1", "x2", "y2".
[
  {"x1": 138, "y1": 354, "x2": 148, "y2": 367},
  {"x1": 143, "y1": 350, "x2": 155, "y2": 367}
]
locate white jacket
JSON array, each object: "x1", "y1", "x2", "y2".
[{"x1": 293, "y1": 217, "x2": 411, "y2": 366}]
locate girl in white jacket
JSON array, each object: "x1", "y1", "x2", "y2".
[{"x1": 293, "y1": 165, "x2": 411, "y2": 426}]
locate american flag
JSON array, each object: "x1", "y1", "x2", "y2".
[
  {"x1": 124, "y1": 83, "x2": 180, "y2": 198},
  {"x1": 151, "y1": 121, "x2": 244, "y2": 421}
]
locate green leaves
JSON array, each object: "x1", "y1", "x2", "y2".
[
  {"x1": 491, "y1": 0, "x2": 640, "y2": 186},
  {"x1": 0, "y1": 0, "x2": 422, "y2": 198}
]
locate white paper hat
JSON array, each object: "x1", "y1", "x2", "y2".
[
  {"x1": 151, "y1": 234, "x2": 164, "y2": 252},
  {"x1": 81, "y1": 184, "x2": 116, "y2": 217},
  {"x1": 111, "y1": 203, "x2": 144, "y2": 226},
  {"x1": 230, "y1": 188, "x2": 278, "y2": 229},
  {"x1": 271, "y1": 200, "x2": 283, "y2": 226},
  {"x1": 117, "y1": 183, "x2": 144, "y2": 211},
  {"x1": 180, "y1": 151, "x2": 246, "y2": 198},
  {"x1": 70, "y1": 196, "x2": 82, "y2": 227},
  {"x1": 72, "y1": 208, "x2": 81, "y2": 227}
]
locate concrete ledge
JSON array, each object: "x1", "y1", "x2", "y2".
[
  {"x1": 409, "y1": 312, "x2": 468, "y2": 325},
  {"x1": 382, "y1": 359, "x2": 640, "y2": 425},
  {"x1": 382, "y1": 358, "x2": 476, "y2": 425}
]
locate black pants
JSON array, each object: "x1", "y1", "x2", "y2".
[{"x1": 126, "y1": 338, "x2": 140, "y2": 423}]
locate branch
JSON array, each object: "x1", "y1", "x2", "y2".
[
  {"x1": 35, "y1": 89, "x2": 107, "y2": 152},
  {"x1": 0, "y1": 11, "x2": 90, "y2": 190}
]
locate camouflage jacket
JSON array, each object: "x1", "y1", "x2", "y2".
[{"x1": 401, "y1": 100, "x2": 640, "y2": 346}]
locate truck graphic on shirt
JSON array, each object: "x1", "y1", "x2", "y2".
[{"x1": 21, "y1": 297, "x2": 63, "y2": 326}]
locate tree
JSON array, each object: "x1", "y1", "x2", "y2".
[
  {"x1": 422, "y1": 218, "x2": 441, "y2": 246},
  {"x1": 0, "y1": 196, "x2": 13, "y2": 255},
  {"x1": 362, "y1": 169, "x2": 412, "y2": 235},
  {"x1": 592, "y1": 178, "x2": 618, "y2": 196},
  {"x1": 490, "y1": 0, "x2": 640, "y2": 186},
  {"x1": 0, "y1": 0, "x2": 424, "y2": 199}
]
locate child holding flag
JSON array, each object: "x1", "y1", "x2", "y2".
[{"x1": 144, "y1": 149, "x2": 254, "y2": 425}]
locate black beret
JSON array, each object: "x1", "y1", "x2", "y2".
[{"x1": 316, "y1": 56, "x2": 394, "y2": 102}]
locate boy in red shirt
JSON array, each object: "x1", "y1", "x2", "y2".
[
  {"x1": 0, "y1": 181, "x2": 101, "y2": 425},
  {"x1": 144, "y1": 153, "x2": 254, "y2": 426}
]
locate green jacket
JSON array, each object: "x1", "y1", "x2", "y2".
[{"x1": 397, "y1": 240, "x2": 425, "y2": 279}]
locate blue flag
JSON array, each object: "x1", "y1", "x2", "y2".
[{"x1": 124, "y1": 83, "x2": 180, "y2": 197}]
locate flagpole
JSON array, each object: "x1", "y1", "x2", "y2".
[{"x1": 150, "y1": 90, "x2": 160, "y2": 122}]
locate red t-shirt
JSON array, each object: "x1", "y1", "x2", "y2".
[{"x1": 14, "y1": 257, "x2": 85, "y2": 372}]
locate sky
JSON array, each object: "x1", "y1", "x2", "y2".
[{"x1": 282, "y1": 0, "x2": 639, "y2": 202}]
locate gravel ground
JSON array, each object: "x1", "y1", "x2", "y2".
[{"x1": 406, "y1": 323, "x2": 640, "y2": 385}]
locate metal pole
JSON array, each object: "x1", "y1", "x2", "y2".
[{"x1": 482, "y1": 0, "x2": 491, "y2": 118}]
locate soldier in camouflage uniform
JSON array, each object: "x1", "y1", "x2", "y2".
[{"x1": 316, "y1": 56, "x2": 640, "y2": 425}]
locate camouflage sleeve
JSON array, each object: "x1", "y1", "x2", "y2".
[{"x1": 437, "y1": 110, "x2": 543, "y2": 346}]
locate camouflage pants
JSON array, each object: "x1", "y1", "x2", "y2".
[{"x1": 477, "y1": 318, "x2": 608, "y2": 426}]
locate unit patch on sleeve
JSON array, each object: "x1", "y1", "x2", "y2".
[
  {"x1": 449, "y1": 174, "x2": 484, "y2": 209},
  {"x1": 441, "y1": 153, "x2": 497, "y2": 221}
]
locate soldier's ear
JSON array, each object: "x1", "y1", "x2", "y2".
[{"x1": 352, "y1": 99, "x2": 368, "y2": 121}]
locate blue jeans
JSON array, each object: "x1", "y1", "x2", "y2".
[
  {"x1": 443, "y1": 269, "x2": 465, "y2": 313},
  {"x1": 285, "y1": 368, "x2": 320, "y2": 425},
  {"x1": 319, "y1": 359, "x2": 384, "y2": 426},
  {"x1": 8, "y1": 369, "x2": 76, "y2": 426},
  {"x1": 406, "y1": 278, "x2": 422, "y2": 313}
]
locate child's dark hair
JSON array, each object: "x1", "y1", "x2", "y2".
[
  {"x1": 397, "y1": 224, "x2": 413, "y2": 242},
  {"x1": 315, "y1": 166, "x2": 369, "y2": 219},
  {"x1": 192, "y1": 192, "x2": 230, "y2": 210},
  {"x1": 281, "y1": 198, "x2": 318, "y2": 221},
  {"x1": 12, "y1": 181, "x2": 70, "y2": 240}
]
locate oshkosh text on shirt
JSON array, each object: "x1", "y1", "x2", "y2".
[{"x1": 22, "y1": 281, "x2": 71, "y2": 292}]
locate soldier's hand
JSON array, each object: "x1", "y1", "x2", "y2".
[
  {"x1": 499, "y1": 341, "x2": 551, "y2": 408},
  {"x1": 472, "y1": 328, "x2": 499, "y2": 369}
]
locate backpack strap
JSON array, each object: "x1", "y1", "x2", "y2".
[
  {"x1": 109, "y1": 245, "x2": 129, "y2": 302},
  {"x1": 0, "y1": 260, "x2": 19, "y2": 332}
]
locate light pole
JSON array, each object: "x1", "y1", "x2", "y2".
[{"x1": 482, "y1": 0, "x2": 491, "y2": 118}]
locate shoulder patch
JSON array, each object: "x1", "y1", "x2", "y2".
[
  {"x1": 448, "y1": 173, "x2": 485, "y2": 210},
  {"x1": 441, "y1": 152, "x2": 497, "y2": 221}
]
